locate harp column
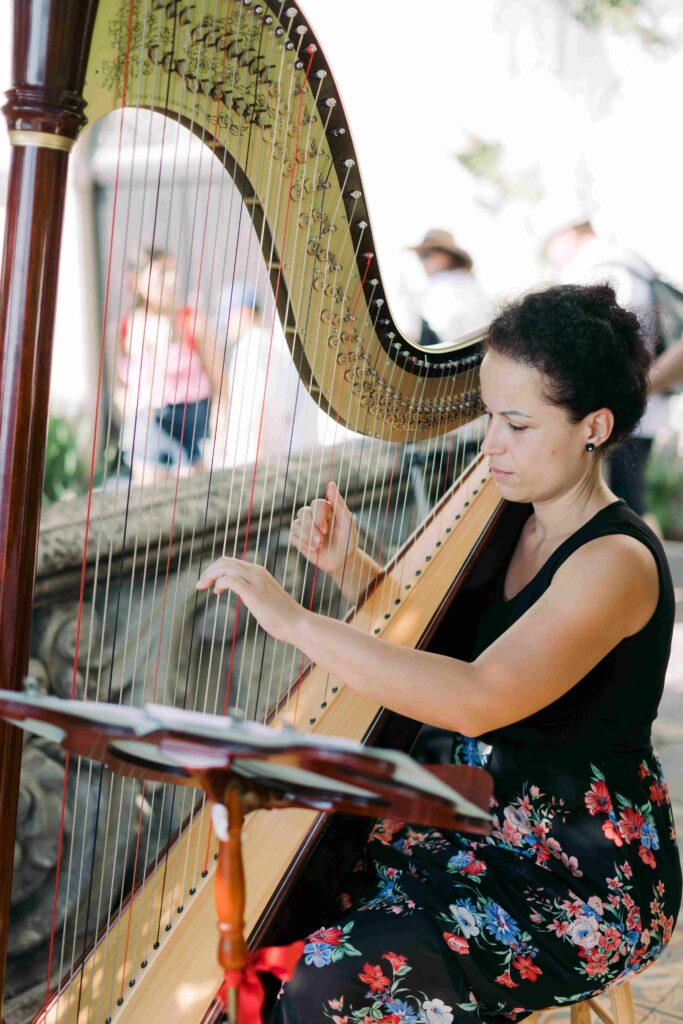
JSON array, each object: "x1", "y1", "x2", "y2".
[{"x1": 0, "y1": 0, "x2": 98, "y2": 1007}]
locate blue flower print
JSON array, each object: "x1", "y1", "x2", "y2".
[
  {"x1": 447, "y1": 850, "x2": 471, "y2": 871},
  {"x1": 304, "y1": 941, "x2": 333, "y2": 967},
  {"x1": 483, "y1": 901, "x2": 520, "y2": 945},
  {"x1": 641, "y1": 822, "x2": 660, "y2": 850},
  {"x1": 385, "y1": 998, "x2": 419, "y2": 1022}
]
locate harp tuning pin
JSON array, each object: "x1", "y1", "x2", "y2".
[
  {"x1": 342, "y1": 158, "x2": 355, "y2": 168},
  {"x1": 276, "y1": 25, "x2": 285, "y2": 35},
  {"x1": 356, "y1": 221, "x2": 368, "y2": 230},
  {"x1": 286, "y1": 40, "x2": 295, "y2": 50},
  {"x1": 385, "y1": 332, "x2": 396, "y2": 340},
  {"x1": 372, "y1": 299, "x2": 384, "y2": 307},
  {"x1": 369, "y1": 279, "x2": 379, "y2": 287},
  {"x1": 325, "y1": 97, "x2": 337, "y2": 108},
  {"x1": 295, "y1": 60, "x2": 304, "y2": 69},
  {"x1": 392, "y1": 341, "x2": 402, "y2": 350},
  {"x1": 286, "y1": 6, "x2": 299, "y2": 15},
  {"x1": 316, "y1": 69, "x2": 327, "y2": 79},
  {"x1": 253, "y1": 3, "x2": 263, "y2": 11},
  {"x1": 331, "y1": 127, "x2": 346, "y2": 137}
]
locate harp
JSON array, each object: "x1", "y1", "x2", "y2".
[{"x1": 0, "y1": 2, "x2": 513, "y2": 1022}]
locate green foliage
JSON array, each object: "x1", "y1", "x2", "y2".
[
  {"x1": 455, "y1": 136, "x2": 543, "y2": 210},
  {"x1": 645, "y1": 444, "x2": 683, "y2": 539},
  {"x1": 42, "y1": 416, "x2": 87, "y2": 505},
  {"x1": 42, "y1": 416, "x2": 122, "y2": 505},
  {"x1": 561, "y1": 0, "x2": 675, "y2": 50}
]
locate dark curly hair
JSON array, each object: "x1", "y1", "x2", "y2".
[{"x1": 485, "y1": 283, "x2": 651, "y2": 448}]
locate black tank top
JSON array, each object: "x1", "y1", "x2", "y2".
[{"x1": 472, "y1": 500, "x2": 675, "y2": 755}]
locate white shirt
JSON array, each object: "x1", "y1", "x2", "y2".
[
  {"x1": 399, "y1": 268, "x2": 493, "y2": 346},
  {"x1": 220, "y1": 322, "x2": 323, "y2": 468}
]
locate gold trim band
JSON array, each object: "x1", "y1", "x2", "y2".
[{"x1": 9, "y1": 130, "x2": 75, "y2": 153}]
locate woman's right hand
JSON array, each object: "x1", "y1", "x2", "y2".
[{"x1": 290, "y1": 481, "x2": 358, "y2": 579}]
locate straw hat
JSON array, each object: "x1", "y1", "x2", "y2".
[{"x1": 408, "y1": 229, "x2": 473, "y2": 270}]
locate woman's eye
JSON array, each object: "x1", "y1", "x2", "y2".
[{"x1": 508, "y1": 423, "x2": 527, "y2": 432}]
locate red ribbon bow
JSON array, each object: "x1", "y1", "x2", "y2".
[{"x1": 217, "y1": 940, "x2": 305, "y2": 1022}]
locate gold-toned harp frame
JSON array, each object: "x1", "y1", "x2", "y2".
[{"x1": 0, "y1": 2, "x2": 508, "y2": 1022}]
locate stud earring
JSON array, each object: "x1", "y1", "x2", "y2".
[{"x1": 585, "y1": 442, "x2": 596, "y2": 452}]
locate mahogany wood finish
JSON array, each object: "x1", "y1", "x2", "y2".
[{"x1": 0, "y1": 0, "x2": 99, "y2": 1010}]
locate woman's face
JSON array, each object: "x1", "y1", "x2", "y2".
[{"x1": 479, "y1": 350, "x2": 599, "y2": 504}]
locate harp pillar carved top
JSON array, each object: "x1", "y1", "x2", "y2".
[{"x1": 4, "y1": 0, "x2": 99, "y2": 141}]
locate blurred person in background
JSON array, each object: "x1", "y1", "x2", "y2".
[
  {"x1": 212, "y1": 281, "x2": 324, "y2": 469},
  {"x1": 117, "y1": 247, "x2": 217, "y2": 484},
  {"x1": 402, "y1": 228, "x2": 493, "y2": 347},
  {"x1": 541, "y1": 214, "x2": 683, "y2": 527}
]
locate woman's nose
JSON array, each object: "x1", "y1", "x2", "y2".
[{"x1": 480, "y1": 418, "x2": 504, "y2": 456}]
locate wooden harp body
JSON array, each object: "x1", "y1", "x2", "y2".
[{"x1": 0, "y1": 2, "x2": 518, "y2": 1021}]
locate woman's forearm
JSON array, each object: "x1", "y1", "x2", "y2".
[
  {"x1": 292, "y1": 607, "x2": 481, "y2": 733},
  {"x1": 332, "y1": 549, "x2": 382, "y2": 604},
  {"x1": 650, "y1": 339, "x2": 683, "y2": 395}
]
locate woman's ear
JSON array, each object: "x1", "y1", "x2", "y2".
[{"x1": 585, "y1": 408, "x2": 614, "y2": 450}]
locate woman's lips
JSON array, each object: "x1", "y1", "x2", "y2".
[{"x1": 490, "y1": 467, "x2": 513, "y2": 479}]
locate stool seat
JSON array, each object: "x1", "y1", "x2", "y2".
[{"x1": 526, "y1": 978, "x2": 636, "y2": 1024}]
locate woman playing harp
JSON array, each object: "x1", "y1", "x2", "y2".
[{"x1": 198, "y1": 283, "x2": 682, "y2": 1022}]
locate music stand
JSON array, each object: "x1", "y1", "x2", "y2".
[{"x1": 0, "y1": 689, "x2": 492, "y2": 1023}]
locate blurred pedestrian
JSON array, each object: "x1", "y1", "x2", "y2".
[
  {"x1": 541, "y1": 215, "x2": 681, "y2": 524},
  {"x1": 213, "y1": 282, "x2": 323, "y2": 468},
  {"x1": 404, "y1": 228, "x2": 492, "y2": 346},
  {"x1": 117, "y1": 247, "x2": 216, "y2": 484}
]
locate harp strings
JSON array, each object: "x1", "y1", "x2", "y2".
[{"x1": 35, "y1": 0, "x2": 486, "y2": 1018}]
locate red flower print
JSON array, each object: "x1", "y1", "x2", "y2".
[
  {"x1": 585, "y1": 781, "x2": 612, "y2": 817},
  {"x1": 331, "y1": 1017, "x2": 349, "y2": 1024},
  {"x1": 495, "y1": 970, "x2": 519, "y2": 988},
  {"x1": 623, "y1": 862, "x2": 633, "y2": 879},
  {"x1": 664, "y1": 916, "x2": 674, "y2": 943},
  {"x1": 376, "y1": 1016, "x2": 401, "y2": 1024},
  {"x1": 585, "y1": 951, "x2": 610, "y2": 976},
  {"x1": 656, "y1": 880, "x2": 666, "y2": 896},
  {"x1": 382, "y1": 951, "x2": 408, "y2": 972},
  {"x1": 512, "y1": 955, "x2": 542, "y2": 981},
  {"x1": 649, "y1": 782, "x2": 666, "y2": 806},
  {"x1": 638, "y1": 762, "x2": 650, "y2": 780},
  {"x1": 461, "y1": 853, "x2": 486, "y2": 875},
  {"x1": 443, "y1": 931, "x2": 470, "y2": 954},
  {"x1": 626, "y1": 906, "x2": 642, "y2": 932},
  {"x1": 638, "y1": 845, "x2": 657, "y2": 869},
  {"x1": 358, "y1": 963, "x2": 390, "y2": 993},
  {"x1": 602, "y1": 819, "x2": 624, "y2": 846},
  {"x1": 623, "y1": 894, "x2": 635, "y2": 910},
  {"x1": 618, "y1": 808, "x2": 645, "y2": 843},
  {"x1": 309, "y1": 927, "x2": 343, "y2": 946},
  {"x1": 650, "y1": 898, "x2": 662, "y2": 916},
  {"x1": 369, "y1": 820, "x2": 404, "y2": 844},
  {"x1": 599, "y1": 926, "x2": 623, "y2": 955},
  {"x1": 547, "y1": 920, "x2": 570, "y2": 937}
]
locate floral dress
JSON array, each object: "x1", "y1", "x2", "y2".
[{"x1": 271, "y1": 501, "x2": 682, "y2": 1024}]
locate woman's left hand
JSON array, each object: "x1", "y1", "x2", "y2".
[{"x1": 196, "y1": 557, "x2": 306, "y2": 644}]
